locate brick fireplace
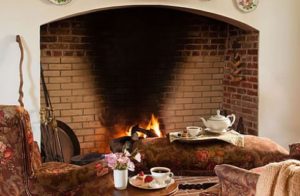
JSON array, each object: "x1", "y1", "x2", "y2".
[{"x1": 40, "y1": 7, "x2": 258, "y2": 155}]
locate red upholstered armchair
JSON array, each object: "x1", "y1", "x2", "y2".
[{"x1": 0, "y1": 105, "x2": 112, "y2": 195}]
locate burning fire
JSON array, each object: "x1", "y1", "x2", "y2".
[
  {"x1": 125, "y1": 114, "x2": 162, "y2": 138},
  {"x1": 145, "y1": 114, "x2": 162, "y2": 137}
]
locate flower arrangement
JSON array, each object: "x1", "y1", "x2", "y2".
[{"x1": 105, "y1": 149, "x2": 141, "y2": 171}]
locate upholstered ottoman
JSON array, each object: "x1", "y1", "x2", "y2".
[{"x1": 133, "y1": 135, "x2": 289, "y2": 176}]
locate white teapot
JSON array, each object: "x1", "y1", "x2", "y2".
[{"x1": 200, "y1": 110, "x2": 235, "y2": 132}]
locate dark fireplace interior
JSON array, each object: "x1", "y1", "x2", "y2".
[{"x1": 40, "y1": 7, "x2": 259, "y2": 155}]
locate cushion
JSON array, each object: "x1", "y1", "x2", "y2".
[
  {"x1": 215, "y1": 164, "x2": 259, "y2": 196},
  {"x1": 133, "y1": 135, "x2": 289, "y2": 175}
]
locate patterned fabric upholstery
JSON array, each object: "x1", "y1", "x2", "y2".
[
  {"x1": 0, "y1": 105, "x2": 112, "y2": 195},
  {"x1": 134, "y1": 136, "x2": 289, "y2": 175},
  {"x1": 215, "y1": 164, "x2": 260, "y2": 196},
  {"x1": 0, "y1": 106, "x2": 30, "y2": 195},
  {"x1": 215, "y1": 160, "x2": 300, "y2": 195},
  {"x1": 31, "y1": 142, "x2": 42, "y2": 171}
]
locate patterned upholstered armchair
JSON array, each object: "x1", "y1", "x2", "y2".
[
  {"x1": 214, "y1": 164, "x2": 260, "y2": 196},
  {"x1": 0, "y1": 105, "x2": 113, "y2": 195},
  {"x1": 214, "y1": 143, "x2": 300, "y2": 196}
]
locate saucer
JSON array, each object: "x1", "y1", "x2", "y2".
[
  {"x1": 129, "y1": 174, "x2": 175, "y2": 190},
  {"x1": 175, "y1": 132, "x2": 202, "y2": 138},
  {"x1": 205, "y1": 128, "x2": 227, "y2": 134}
]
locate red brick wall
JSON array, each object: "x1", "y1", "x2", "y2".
[
  {"x1": 40, "y1": 8, "x2": 258, "y2": 154},
  {"x1": 223, "y1": 28, "x2": 259, "y2": 135}
]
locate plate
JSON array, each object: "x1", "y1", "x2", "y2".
[
  {"x1": 129, "y1": 175, "x2": 175, "y2": 190},
  {"x1": 205, "y1": 128, "x2": 227, "y2": 134},
  {"x1": 48, "y1": 0, "x2": 72, "y2": 5},
  {"x1": 236, "y1": 0, "x2": 259, "y2": 12}
]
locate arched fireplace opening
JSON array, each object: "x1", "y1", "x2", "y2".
[{"x1": 40, "y1": 6, "x2": 258, "y2": 155}]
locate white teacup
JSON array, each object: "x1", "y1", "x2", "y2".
[
  {"x1": 150, "y1": 167, "x2": 174, "y2": 185},
  {"x1": 186, "y1": 126, "x2": 202, "y2": 137}
]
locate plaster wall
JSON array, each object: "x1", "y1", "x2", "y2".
[{"x1": 0, "y1": 0, "x2": 299, "y2": 148}]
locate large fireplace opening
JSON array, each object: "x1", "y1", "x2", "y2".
[{"x1": 40, "y1": 7, "x2": 258, "y2": 155}]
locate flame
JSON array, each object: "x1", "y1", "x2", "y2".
[
  {"x1": 115, "y1": 114, "x2": 162, "y2": 138},
  {"x1": 112, "y1": 124, "x2": 131, "y2": 138},
  {"x1": 145, "y1": 114, "x2": 162, "y2": 137},
  {"x1": 126, "y1": 127, "x2": 147, "y2": 138}
]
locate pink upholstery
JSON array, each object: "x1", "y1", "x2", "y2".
[
  {"x1": 215, "y1": 164, "x2": 260, "y2": 196},
  {"x1": 215, "y1": 149, "x2": 300, "y2": 196}
]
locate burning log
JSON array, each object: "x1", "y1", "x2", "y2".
[
  {"x1": 131, "y1": 124, "x2": 158, "y2": 137},
  {"x1": 110, "y1": 124, "x2": 159, "y2": 153},
  {"x1": 109, "y1": 136, "x2": 133, "y2": 153}
]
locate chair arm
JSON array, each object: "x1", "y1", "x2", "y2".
[
  {"x1": 215, "y1": 164, "x2": 259, "y2": 188},
  {"x1": 35, "y1": 159, "x2": 111, "y2": 192}
]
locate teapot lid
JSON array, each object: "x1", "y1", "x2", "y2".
[{"x1": 209, "y1": 110, "x2": 227, "y2": 121}]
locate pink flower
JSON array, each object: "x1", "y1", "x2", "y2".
[
  {"x1": 104, "y1": 149, "x2": 141, "y2": 171},
  {"x1": 118, "y1": 156, "x2": 130, "y2": 165},
  {"x1": 105, "y1": 153, "x2": 117, "y2": 169}
]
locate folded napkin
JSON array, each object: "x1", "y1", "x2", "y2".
[{"x1": 168, "y1": 130, "x2": 244, "y2": 147}]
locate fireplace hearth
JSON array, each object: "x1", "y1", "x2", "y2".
[{"x1": 40, "y1": 7, "x2": 259, "y2": 155}]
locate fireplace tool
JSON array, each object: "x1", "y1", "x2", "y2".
[
  {"x1": 40, "y1": 66, "x2": 64, "y2": 162},
  {"x1": 40, "y1": 66, "x2": 80, "y2": 162}
]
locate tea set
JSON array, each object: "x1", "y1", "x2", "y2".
[
  {"x1": 185, "y1": 109, "x2": 235, "y2": 137},
  {"x1": 129, "y1": 110, "x2": 234, "y2": 190},
  {"x1": 129, "y1": 166, "x2": 174, "y2": 189}
]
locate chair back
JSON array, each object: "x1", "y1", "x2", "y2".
[{"x1": 0, "y1": 105, "x2": 36, "y2": 195}]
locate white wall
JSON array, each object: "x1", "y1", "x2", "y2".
[{"x1": 0, "y1": 0, "x2": 299, "y2": 148}]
